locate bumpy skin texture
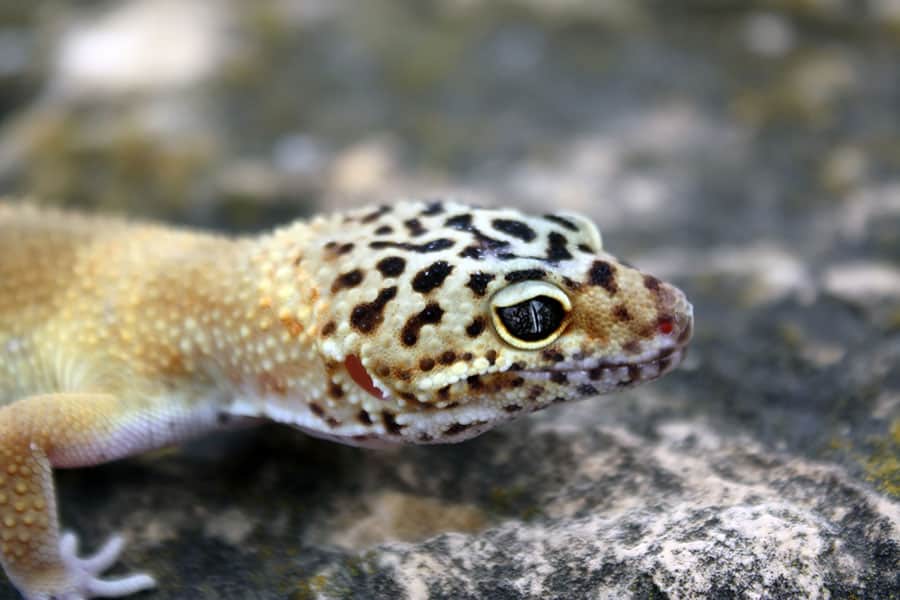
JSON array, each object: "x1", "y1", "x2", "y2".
[{"x1": 0, "y1": 200, "x2": 692, "y2": 599}]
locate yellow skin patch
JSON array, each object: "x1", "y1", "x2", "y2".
[{"x1": 0, "y1": 200, "x2": 692, "y2": 599}]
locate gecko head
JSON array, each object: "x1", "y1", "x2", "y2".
[{"x1": 299, "y1": 201, "x2": 692, "y2": 445}]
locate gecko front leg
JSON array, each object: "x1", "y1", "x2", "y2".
[{"x1": 0, "y1": 393, "x2": 215, "y2": 599}]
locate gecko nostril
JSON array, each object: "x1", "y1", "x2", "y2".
[{"x1": 657, "y1": 317, "x2": 675, "y2": 335}]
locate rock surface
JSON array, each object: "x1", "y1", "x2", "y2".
[{"x1": 0, "y1": 1, "x2": 898, "y2": 598}]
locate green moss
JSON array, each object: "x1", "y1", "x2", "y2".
[{"x1": 862, "y1": 419, "x2": 900, "y2": 498}]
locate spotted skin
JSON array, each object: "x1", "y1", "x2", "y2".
[{"x1": 0, "y1": 200, "x2": 692, "y2": 599}]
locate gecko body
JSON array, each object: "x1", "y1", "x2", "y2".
[{"x1": 0, "y1": 200, "x2": 692, "y2": 599}]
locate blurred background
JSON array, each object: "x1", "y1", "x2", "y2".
[{"x1": 0, "y1": 1, "x2": 898, "y2": 597}]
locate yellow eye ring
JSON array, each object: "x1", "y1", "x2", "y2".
[{"x1": 490, "y1": 281, "x2": 572, "y2": 349}]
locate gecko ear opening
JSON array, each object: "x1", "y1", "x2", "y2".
[{"x1": 490, "y1": 281, "x2": 571, "y2": 349}]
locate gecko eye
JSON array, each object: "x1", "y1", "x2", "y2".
[{"x1": 491, "y1": 281, "x2": 571, "y2": 349}]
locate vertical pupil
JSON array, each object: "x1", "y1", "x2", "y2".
[{"x1": 496, "y1": 296, "x2": 564, "y2": 342}]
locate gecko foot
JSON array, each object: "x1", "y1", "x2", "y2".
[{"x1": 26, "y1": 533, "x2": 156, "y2": 600}]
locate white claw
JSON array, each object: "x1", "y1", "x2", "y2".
[{"x1": 28, "y1": 531, "x2": 158, "y2": 599}]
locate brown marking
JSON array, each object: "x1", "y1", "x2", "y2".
[
  {"x1": 589, "y1": 260, "x2": 618, "y2": 294},
  {"x1": 623, "y1": 340, "x2": 641, "y2": 354},
  {"x1": 350, "y1": 286, "x2": 398, "y2": 333},
  {"x1": 411, "y1": 261, "x2": 454, "y2": 294},
  {"x1": 361, "y1": 205, "x2": 391, "y2": 224},
  {"x1": 578, "y1": 384, "x2": 598, "y2": 395},
  {"x1": 542, "y1": 349, "x2": 564, "y2": 363},
  {"x1": 374, "y1": 225, "x2": 393, "y2": 235},
  {"x1": 505, "y1": 269, "x2": 546, "y2": 283},
  {"x1": 369, "y1": 239, "x2": 454, "y2": 253},
  {"x1": 376, "y1": 256, "x2": 406, "y2": 278},
  {"x1": 310, "y1": 403, "x2": 325, "y2": 417},
  {"x1": 466, "y1": 272, "x2": 496, "y2": 297},
  {"x1": 401, "y1": 303, "x2": 444, "y2": 346},
  {"x1": 439, "y1": 351, "x2": 457, "y2": 365},
  {"x1": 528, "y1": 386, "x2": 544, "y2": 401},
  {"x1": 331, "y1": 269, "x2": 364, "y2": 292},
  {"x1": 461, "y1": 352, "x2": 473, "y2": 361},
  {"x1": 466, "y1": 375, "x2": 483, "y2": 390},
  {"x1": 577, "y1": 243, "x2": 595, "y2": 254},
  {"x1": 421, "y1": 201, "x2": 444, "y2": 216},
  {"x1": 543, "y1": 214, "x2": 579, "y2": 231},
  {"x1": 643, "y1": 275, "x2": 662, "y2": 292},
  {"x1": 485, "y1": 349, "x2": 497, "y2": 365},
  {"x1": 545, "y1": 231, "x2": 573, "y2": 261},
  {"x1": 419, "y1": 357, "x2": 435, "y2": 371},
  {"x1": 321, "y1": 321, "x2": 336, "y2": 338},
  {"x1": 465, "y1": 317, "x2": 486, "y2": 338},
  {"x1": 492, "y1": 218, "x2": 536, "y2": 242},
  {"x1": 437, "y1": 386, "x2": 451, "y2": 400},
  {"x1": 613, "y1": 305, "x2": 632, "y2": 322},
  {"x1": 550, "y1": 371, "x2": 568, "y2": 384},
  {"x1": 404, "y1": 218, "x2": 427, "y2": 237},
  {"x1": 328, "y1": 382, "x2": 344, "y2": 399},
  {"x1": 510, "y1": 376, "x2": 524, "y2": 388},
  {"x1": 357, "y1": 410, "x2": 373, "y2": 425},
  {"x1": 503, "y1": 404, "x2": 523, "y2": 413}
]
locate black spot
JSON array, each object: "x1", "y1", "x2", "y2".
[
  {"x1": 510, "y1": 377, "x2": 525, "y2": 388},
  {"x1": 374, "y1": 225, "x2": 393, "y2": 235},
  {"x1": 310, "y1": 403, "x2": 326, "y2": 417},
  {"x1": 357, "y1": 410, "x2": 373, "y2": 425},
  {"x1": 528, "y1": 386, "x2": 543, "y2": 400},
  {"x1": 412, "y1": 261, "x2": 454, "y2": 294},
  {"x1": 446, "y1": 214, "x2": 513, "y2": 260},
  {"x1": 321, "y1": 321, "x2": 336, "y2": 337},
  {"x1": 401, "y1": 303, "x2": 444, "y2": 346},
  {"x1": 404, "y1": 218, "x2": 427, "y2": 237},
  {"x1": 550, "y1": 371, "x2": 568, "y2": 384},
  {"x1": 361, "y1": 205, "x2": 391, "y2": 224},
  {"x1": 376, "y1": 256, "x2": 406, "y2": 277},
  {"x1": 462, "y1": 352, "x2": 473, "y2": 361},
  {"x1": 337, "y1": 243, "x2": 355, "y2": 255},
  {"x1": 492, "y1": 218, "x2": 536, "y2": 242},
  {"x1": 444, "y1": 422, "x2": 473, "y2": 436},
  {"x1": 545, "y1": 232, "x2": 573, "y2": 261},
  {"x1": 382, "y1": 412, "x2": 403, "y2": 434},
  {"x1": 588, "y1": 367, "x2": 604, "y2": 380},
  {"x1": 503, "y1": 404, "x2": 522, "y2": 413},
  {"x1": 466, "y1": 375, "x2": 483, "y2": 389},
  {"x1": 589, "y1": 260, "x2": 618, "y2": 294},
  {"x1": 505, "y1": 269, "x2": 546, "y2": 283},
  {"x1": 445, "y1": 214, "x2": 473, "y2": 230},
  {"x1": 466, "y1": 272, "x2": 496, "y2": 297},
  {"x1": 421, "y1": 201, "x2": 445, "y2": 216},
  {"x1": 419, "y1": 357, "x2": 435, "y2": 371},
  {"x1": 578, "y1": 384, "x2": 598, "y2": 396},
  {"x1": 350, "y1": 287, "x2": 398, "y2": 333},
  {"x1": 331, "y1": 269, "x2": 364, "y2": 292},
  {"x1": 485, "y1": 349, "x2": 497, "y2": 365},
  {"x1": 439, "y1": 351, "x2": 456, "y2": 365},
  {"x1": 578, "y1": 243, "x2": 595, "y2": 254},
  {"x1": 543, "y1": 214, "x2": 579, "y2": 232},
  {"x1": 328, "y1": 382, "x2": 344, "y2": 398},
  {"x1": 369, "y1": 239, "x2": 454, "y2": 253},
  {"x1": 437, "y1": 386, "x2": 451, "y2": 400},
  {"x1": 465, "y1": 317, "x2": 486, "y2": 338}
]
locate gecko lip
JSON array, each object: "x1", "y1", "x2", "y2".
[{"x1": 516, "y1": 346, "x2": 687, "y2": 389}]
